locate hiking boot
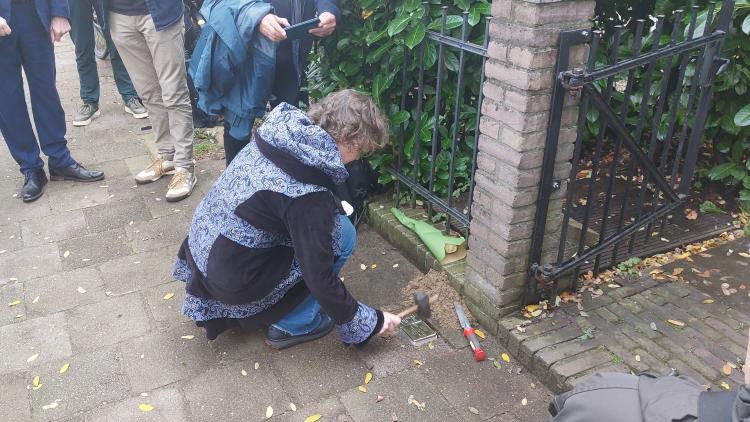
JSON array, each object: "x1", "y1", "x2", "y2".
[
  {"x1": 124, "y1": 97, "x2": 148, "y2": 119},
  {"x1": 165, "y1": 168, "x2": 196, "y2": 202},
  {"x1": 265, "y1": 313, "x2": 335, "y2": 350},
  {"x1": 135, "y1": 157, "x2": 175, "y2": 185},
  {"x1": 72, "y1": 103, "x2": 100, "y2": 127}
]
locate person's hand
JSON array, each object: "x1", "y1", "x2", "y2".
[
  {"x1": 259, "y1": 14, "x2": 289, "y2": 42},
  {"x1": 0, "y1": 16, "x2": 11, "y2": 37},
  {"x1": 50, "y1": 16, "x2": 70, "y2": 43},
  {"x1": 309, "y1": 12, "x2": 336, "y2": 37},
  {"x1": 378, "y1": 312, "x2": 401, "y2": 337}
]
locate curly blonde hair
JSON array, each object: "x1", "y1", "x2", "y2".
[{"x1": 307, "y1": 89, "x2": 389, "y2": 155}]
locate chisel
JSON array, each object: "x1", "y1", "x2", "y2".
[{"x1": 454, "y1": 302, "x2": 487, "y2": 362}]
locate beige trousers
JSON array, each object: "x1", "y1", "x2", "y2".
[{"x1": 108, "y1": 13, "x2": 194, "y2": 171}]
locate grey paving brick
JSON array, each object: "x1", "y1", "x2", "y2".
[
  {"x1": 47, "y1": 181, "x2": 111, "y2": 212},
  {"x1": 2, "y1": 194, "x2": 53, "y2": 223},
  {"x1": 58, "y1": 228, "x2": 132, "y2": 270},
  {"x1": 143, "y1": 280, "x2": 186, "y2": 326},
  {"x1": 66, "y1": 293, "x2": 151, "y2": 352},
  {"x1": 99, "y1": 249, "x2": 178, "y2": 294},
  {"x1": 124, "y1": 155, "x2": 154, "y2": 177},
  {"x1": 274, "y1": 396, "x2": 352, "y2": 422},
  {"x1": 0, "y1": 243, "x2": 61, "y2": 282},
  {"x1": 1, "y1": 282, "x2": 26, "y2": 324},
  {"x1": 339, "y1": 369, "x2": 460, "y2": 422},
  {"x1": 209, "y1": 329, "x2": 269, "y2": 363},
  {"x1": 667, "y1": 358, "x2": 712, "y2": 388},
  {"x1": 24, "y1": 268, "x2": 106, "y2": 316},
  {"x1": 182, "y1": 361, "x2": 291, "y2": 422},
  {"x1": 519, "y1": 324, "x2": 586, "y2": 367},
  {"x1": 0, "y1": 222, "x2": 25, "y2": 253},
  {"x1": 120, "y1": 325, "x2": 218, "y2": 392},
  {"x1": 86, "y1": 387, "x2": 188, "y2": 422},
  {"x1": 91, "y1": 137, "x2": 151, "y2": 163},
  {"x1": 549, "y1": 350, "x2": 612, "y2": 392},
  {"x1": 355, "y1": 334, "x2": 454, "y2": 378},
  {"x1": 0, "y1": 371, "x2": 32, "y2": 422},
  {"x1": 102, "y1": 176, "x2": 144, "y2": 203},
  {"x1": 422, "y1": 353, "x2": 553, "y2": 421},
  {"x1": 0, "y1": 313, "x2": 72, "y2": 374},
  {"x1": 83, "y1": 197, "x2": 152, "y2": 233},
  {"x1": 532, "y1": 338, "x2": 599, "y2": 376},
  {"x1": 29, "y1": 347, "x2": 130, "y2": 421},
  {"x1": 125, "y1": 215, "x2": 190, "y2": 254},
  {"x1": 272, "y1": 333, "x2": 369, "y2": 404},
  {"x1": 20, "y1": 209, "x2": 88, "y2": 247}
]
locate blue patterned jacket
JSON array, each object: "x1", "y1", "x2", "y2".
[{"x1": 173, "y1": 103, "x2": 383, "y2": 344}]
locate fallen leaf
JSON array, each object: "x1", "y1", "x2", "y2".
[
  {"x1": 516, "y1": 325, "x2": 527, "y2": 333},
  {"x1": 650, "y1": 322, "x2": 658, "y2": 331},
  {"x1": 32, "y1": 375, "x2": 40, "y2": 388},
  {"x1": 530, "y1": 309, "x2": 543, "y2": 317},
  {"x1": 579, "y1": 311, "x2": 590, "y2": 317},
  {"x1": 723, "y1": 363, "x2": 732, "y2": 375},
  {"x1": 685, "y1": 210, "x2": 698, "y2": 220},
  {"x1": 8, "y1": 299, "x2": 21, "y2": 307},
  {"x1": 475, "y1": 329, "x2": 486, "y2": 339},
  {"x1": 138, "y1": 404, "x2": 154, "y2": 412},
  {"x1": 63, "y1": 250, "x2": 70, "y2": 258},
  {"x1": 392, "y1": 263, "x2": 399, "y2": 268},
  {"x1": 358, "y1": 386, "x2": 367, "y2": 393},
  {"x1": 32, "y1": 296, "x2": 40, "y2": 304},
  {"x1": 41, "y1": 401, "x2": 59, "y2": 410},
  {"x1": 303, "y1": 415, "x2": 321, "y2": 422},
  {"x1": 289, "y1": 403, "x2": 297, "y2": 412},
  {"x1": 703, "y1": 299, "x2": 715, "y2": 304},
  {"x1": 241, "y1": 369, "x2": 247, "y2": 377},
  {"x1": 255, "y1": 362, "x2": 260, "y2": 370},
  {"x1": 525, "y1": 304, "x2": 539, "y2": 313},
  {"x1": 728, "y1": 362, "x2": 738, "y2": 369},
  {"x1": 738, "y1": 252, "x2": 750, "y2": 258},
  {"x1": 76, "y1": 286, "x2": 86, "y2": 294},
  {"x1": 493, "y1": 360, "x2": 501, "y2": 369},
  {"x1": 413, "y1": 360, "x2": 424, "y2": 366},
  {"x1": 672, "y1": 268, "x2": 684, "y2": 276},
  {"x1": 181, "y1": 335, "x2": 195, "y2": 340},
  {"x1": 162, "y1": 292, "x2": 175, "y2": 300},
  {"x1": 721, "y1": 382, "x2": 731, "y2": 390},
  {"x1": 428, "y1": 342, "x2": 434, "y2": 350},
  {"x1": 266, "y1": 406, "x2": 273, "y2": 419},
  {"x1": 501, "y1": 353, "x2": 510, "y2": 363},
  {"x1": 27, "y1": 353, "x2": 39, "y2": 363},
  {"x1": 360, "y1": 264, "x2": 367, "y2": 271},
  {"x1": 59, "y1": 363, "x2": 70, "y2": 374},
  {"x1": 521, "y1": 398, "x2": 528, "y2": 406},
  {"x1": 364, "y1": 372, "x2": 373, "y2": 385},
  {"x1": 407, "y1": 395, "x2": 426, "y2": 411},
  {"x1": 635, "y1": 355, "x2": 641, "y2": 362},
  {"x1": 371, "y1": 264, "x2": 377, "y2": 269},
  {"x1": 376, "y1": 395, "x2": 384, "y2": 403},
  {"x1": 468, "y1": 406, "x2": 479, "y2": 415},
  {"x1": 667, "y1": 319, "x2": 685, "y2": 327}
]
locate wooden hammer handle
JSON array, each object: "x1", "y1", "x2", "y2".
[{"x1": 396, "y1": 294, "x2": 439, "y2": 318}]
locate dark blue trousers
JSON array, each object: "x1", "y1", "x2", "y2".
[{"x1": 0, "y1": 1, "x2": 74, "y2": 174}]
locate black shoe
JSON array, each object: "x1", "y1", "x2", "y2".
[
  {"x1": 49, "y1": 162, "x2": 104, "y2": 182},
  {"x1": 265, "y1": 313, "x2": 335, "y2": 350},
  {"x1": 22, "y1": 169, "x2": 48, "y2": 203}
]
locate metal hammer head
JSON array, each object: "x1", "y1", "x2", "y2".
[{"x1": 414, "y1": 292, "x2": 431, "y2": 319}]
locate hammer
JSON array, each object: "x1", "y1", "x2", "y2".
[{"x1": 397, "y1": 292, "x2": 438, "y2": 319}]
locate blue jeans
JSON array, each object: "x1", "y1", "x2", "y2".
[
  {"x1": 69, "y1": 0, "x2": 138, "y2": 104},
  {"x1": 0, "y1": 1, "x2": 75, "y2": 173},
  {"x1": 273, "y1": 214, "x2": 356, "y2": 335}
]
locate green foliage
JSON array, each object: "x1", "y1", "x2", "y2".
[
  {"x1": 616, "y1": 257, "x2": 642, "y2": 276},
  {"x1": 306, "y1": 0, "x2": 490, "y2": 199},
  {"x1": 699, "y1": 200, "x2": 727, "y2": 213}
]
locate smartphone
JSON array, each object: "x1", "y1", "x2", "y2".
[{"x1": 284, "y1": 17, "x2": 321, "y2": 40}]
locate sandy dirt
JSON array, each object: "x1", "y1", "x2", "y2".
[{"x1": 398, "y1": 270, "x2": 469, "y2": 330}]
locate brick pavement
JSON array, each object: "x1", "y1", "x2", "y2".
[{"x1": 0, "y1": 38, "x2": 552, "y2": 421}]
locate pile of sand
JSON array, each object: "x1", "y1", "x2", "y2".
[{"x1": 398, "y1": 270, "x2": 468, "y2": 330}]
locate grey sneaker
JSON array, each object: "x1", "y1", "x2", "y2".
[
  {"x1": 72, "y1": 103, "x2": 100, "y2": 127},
  {"x1": 124, "y1": 97, "x2": 148, "y2": 119},
  {"x1": 135, "y1": 157, "x2": 175, "y2": 184},
  {"x1": 166, "y1": 168, "x2": 197, "y2": 202}
]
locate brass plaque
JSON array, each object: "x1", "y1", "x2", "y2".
[{"x1": 400, "y1": 314, "x2": 437, "y2": 347}]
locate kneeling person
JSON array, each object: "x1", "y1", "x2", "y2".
[{"x1": 173, "y1": 90, "x2": 401, "y2": 348}]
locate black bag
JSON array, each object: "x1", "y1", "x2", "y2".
[{"x1": 334, "y1": 159, "x2": 379, "y2": 227}]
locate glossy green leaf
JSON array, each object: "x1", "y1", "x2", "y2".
[
  {"x1": 735, "y1": 104, "x2": 750, "y2": 127},
  {"x1": 405, "y1": 21, "x2": 426, "y2": 49},
  {"x1": 387, "y1": 15, "x2": 412, "y2": 37}
]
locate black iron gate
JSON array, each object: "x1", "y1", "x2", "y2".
[{"x1": 524, "y1": 1, "x2": 735, "y2": 304}]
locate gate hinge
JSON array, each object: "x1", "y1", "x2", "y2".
[
  {"x1": 530, "y1": 263, "x2": 555, "y2": 285},
  {"x1": 558, "y1": 68, "x2": 586, "y2": 95}
]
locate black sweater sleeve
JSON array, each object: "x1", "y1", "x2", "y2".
[{"x1": 283, "y1": 192, "x2": 358, "y2": 324}]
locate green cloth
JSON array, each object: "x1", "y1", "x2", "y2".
[{"x1": 391, "y1": 208, "x2": 465, "y2": 262}]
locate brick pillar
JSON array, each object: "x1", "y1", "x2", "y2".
[{"x1": 464, "y1": 0, "x2": 595, "y2": 333}]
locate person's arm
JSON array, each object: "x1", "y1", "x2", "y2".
[
  {"x1": 49, "y1": 0, "x2": 70, "y2": 43},
  {"x1": 284, "y1": 192, "x2": 386, "y2": 345},
  {"x1": 50, "y1": 0, "x2": 70, "y2": 20}
]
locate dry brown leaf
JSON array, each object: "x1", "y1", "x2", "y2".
[
  {"x1": 413, "y1": 360, "x2": 424, "y2": 366},
  {"x1": 27, "y1": 353, "x2": 39, "y2": 363},
  {"x1": 475, "y1": 329, "x2": 486, "y2": 339},
  {"x1": 289, "y1": 403, "x2": 297, "y2": 412},
  {"x1": 241, "y1": 369, "x2": 247, "y2": 377},
  {"x1": 723, "y1": 363, "x2": 732, "y2": 375},
  {"x1": 255, "y1": 362, "x2": 260, "y2": 370},
  {"x1": 8, "y1": 299, "x2": 21, "y2": 307},
  {"x1": 365, "y1": 372, "x2": 373, "y2": 385},
  {"x1": 138, "y1": 404, "x2": 154, "y2": 412},
  {"x1": 738, "y1": 252, "x2": 750, "y2": 258},
  {"x1": 162, "y1": 292, "x2": 175, "y2": 300},
  {"x1": 303, "y1": 415, "x2": 322, "y2": 422},
  {"x1": 428, "y1": 342, "x2": 434, "y2": 350},
  {"x1": 376, "y1": 395, "x2": 384, "y2": 403},
  {"x1": 721, "y1": 382, "x2": 731, "y2": 390},
  {"x1": 703, "y1": 299, "x2": 715, "y2": 304},
  {"x1": 635, "y1": 355, "x2": 641, "y2": 362},
  {"x1": 530, "y1": 309, "x2": 543, "y2": 317},
  {"x1": 521, "y1": 398, "x2": 528, "y2": 406},
  {"x1": 32, "y1": 375, "x2": 40, "y2": 388},
  {"x1": 698, "y1": 270, "x2": 712, "y2": 278},
  {"x1": 685, "y1": 210, "x2": 698, "y2": 220},
  {"x1": 672, "y1": 268, "x2": 684, "y2": 276},
  {"x1": 181, "y1": 335, "x2": 195, "y2": 340},
  {"x1": 501, "y1": 353, "x2": 511, "y2": 363},
  {"x1": 667, "y1": 319, "x2": 685, "y2": 327},
  {"x1": 358, "y1": 386, "x2": 367, "y2": 393}
]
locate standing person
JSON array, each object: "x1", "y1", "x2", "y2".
[
  {"x1": 0, "y1": 0, "x2": 105, "y2": 203},
  {"x1": 222, "y1": 0, "x2": 340, "y2": 165},
  {"x1": 68, "y1": 0, "x2": 147, "y2": 127},
  {"x1": 99, "y1": 0, "x2": 197, "y2": 202}
]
